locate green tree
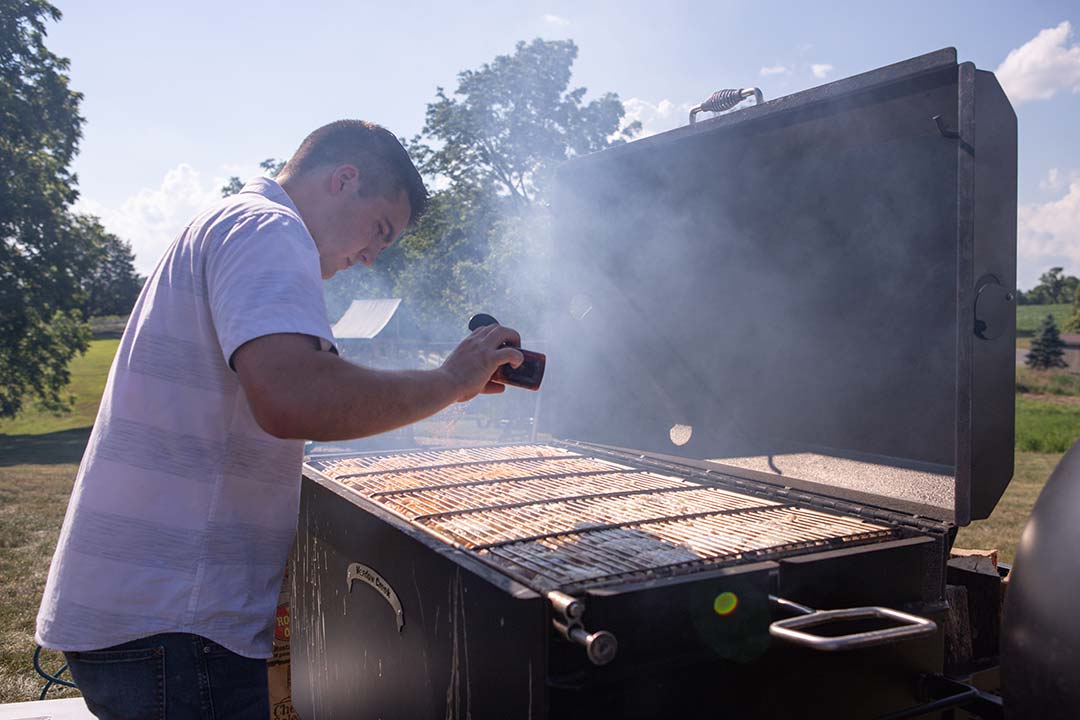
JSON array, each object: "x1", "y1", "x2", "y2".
[
  {"x1": 1039, "y1": 267, "x2": 1067, "y2": 303},
  {"x1": 410, "y1": 38, "x2": 639, "y2": 204},
  {"x1": 356, "y1": 38, "x2": 639, "y2": 338},
  {"x1": 1065, "y1": 284, "x2": 1080, "y2": 333},
  {"x1": 221, "y1": 158, "x2": 285, "y2": 197},
  {"x1": 79, "y1": 217, "x2": 145, "y2": 317},
  {"x1": 0, "y1": 0, "x2": 97, "y2": 419},
  {"x1": 1027, "y1": 314, "x2": 1068, "y2": 370},
  {"x1": 1024, "y1": 267, "x2": 1080, "y2": 305}
]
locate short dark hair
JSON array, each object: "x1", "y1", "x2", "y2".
[{"x1": 282, "y1": 120, "x2": 428, "y2": 225}]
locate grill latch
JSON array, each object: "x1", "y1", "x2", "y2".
[{"x1": 548, "y1": 591, "x2": 618, "y2": 666}]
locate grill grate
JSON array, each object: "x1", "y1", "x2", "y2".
[{"x1": 309, "y1": 444, "x2": 895, "y2": 590}]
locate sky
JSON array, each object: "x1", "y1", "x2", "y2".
[{"x1": 45, "y1": 0, "x2": 1080, "y2": 290}]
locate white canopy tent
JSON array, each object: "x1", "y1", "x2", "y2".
[{"x1": 331, "y1": 298, "x2": 402, "y2": 339}]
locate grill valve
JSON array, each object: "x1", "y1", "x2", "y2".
[{"x1": 548, "y1": 591, "x2": 618, "y2": 666}]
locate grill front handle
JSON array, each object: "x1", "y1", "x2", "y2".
[
  {"x1": 548, "y1": 591, "x2": 618, "y2": 666},
  {"x1": 768, "y1": 596, "x2": 937, "y2": 652}
]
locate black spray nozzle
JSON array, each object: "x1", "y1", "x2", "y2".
[{"x1": 468, "y1": 313, "x2": 500, "y2": 331}]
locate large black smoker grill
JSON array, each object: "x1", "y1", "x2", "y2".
[{"x1": 292, "y1": 48, "x2": 1016, "y2": 719}]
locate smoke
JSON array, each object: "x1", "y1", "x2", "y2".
[{"x1": 533, "y1": 62, "x2": 1011, "y2": 515}]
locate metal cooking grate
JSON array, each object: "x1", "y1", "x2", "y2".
[
  {"x1": 309, "y1": 444, "x2": 895, "y2": 590},
  {"x1": 308, "y1": 444, "x2": 574, "y2": 478}
]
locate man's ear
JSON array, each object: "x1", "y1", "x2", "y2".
[{"x1": 329, "y1": 164, "x2": 359, "y2": 195}]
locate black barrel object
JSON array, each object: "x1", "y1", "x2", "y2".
[{"x1": 1002, "y1": 437, "x2": 1080, "y2": 718}]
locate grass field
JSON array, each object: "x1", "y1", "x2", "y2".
[
  {"x1": 1016, "y1": 303, "x2": 1072, "y2": 336},
  {"x1": 1, "y1": 337, "x2": 1078, "y2": 703},
  {"x1": 0, "y1": 341, "x2": 114, "y2": 703},
  {"x1": 0, "y1": 339, "x2": 117, "y2": 439}
]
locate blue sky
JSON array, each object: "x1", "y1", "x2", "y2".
[{"x1": 48, "y1": 1, "x2": 1080, "y2": 289}]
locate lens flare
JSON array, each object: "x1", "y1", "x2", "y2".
[
  {"x1": 713, "y1": 591, "x2": 738, "y2": 616},
  {"x1": 669, "y1": 424, "x2": 693, "y2": 446}
]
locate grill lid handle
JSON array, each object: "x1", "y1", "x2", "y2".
[
  {"x1": 768, "y1": 603, "x2": 936, "y2": 652},
  {"x1": 689, "y1": 87, "x2": 763, "y2": 123}
]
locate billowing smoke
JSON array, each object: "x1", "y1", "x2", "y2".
[{"x1": 537, "y1": 66, "x2": 985, "y2": 514}]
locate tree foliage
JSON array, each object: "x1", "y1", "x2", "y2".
[
  {"x1": 1027, "y1": 314, "x2": 1068, "y2": 371},
  {"x1": 221, "y1": 158, "x2": 285, "y2": 197},
  {"x1": 0, "y1": 0, "x2": 98, "y2": 418},
  {"x1": 327, "y1": 38, "x2": 637, "y2": 338},
  {"x1": 1065, "y1": 283, "x2": 1080, "y2": 334},
  {"x1": 1017, "y1": 266, "x2": 1080, "y2": 305},
  {"x1": 409, "y1": 39, "x2": 639, "y2": 204},
  {"x1": 78, "y1": 217, "x2": 144, "y2": 317}
]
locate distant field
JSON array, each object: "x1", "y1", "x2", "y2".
[
  {"x1": 0, "y1": 339, "x2": 117, "y2": 438},
  {"x1": 1016, "y1": 366, "x2": 1080, "y2": 396},
  {"x1": 0, "y1": 341, "x2": 116, "y2": 703},
  {"x1": 1015, "y1": 395, "x2": 1080, "y2": 453},
  {"x1": 954, "y1": 452, "x2": 1061, "y2": 564},
  {"x1": 1016, "y1": 303, "x2": 1071, "y2": 336}
]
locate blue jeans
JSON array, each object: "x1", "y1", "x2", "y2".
[{"x1": 63, "y1": 633, "x2": 269, "y2": 720}]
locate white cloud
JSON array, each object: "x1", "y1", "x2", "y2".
[
  {"x1": 75, "y1": 163, "x2": 257, "y2": 275},
  {"x1": 616, "y1": 97, "x2": 689, "y2": 140},
  {"x1": 1018, "y1": 173, "x2": 1080, "y2": 287},
  {"x1": 543, "y1": 14, "x2": 569, "y2": 26},
  {"x1": 760, "y1": 65, "x2": 790, "y2": 77},
  {"x1": 811, "y1": 63, "x2": 834, "y2": 79},
  {"x1": 996, "y1": 21, "x2": 1080, "y2": 104},
  {"x1": 1041, "y1": 168, "x2": 1065, "y2": 192}
]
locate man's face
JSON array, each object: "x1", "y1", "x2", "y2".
[{"x1": 316, "y1": 172, "x2": 412, "y2": 279}]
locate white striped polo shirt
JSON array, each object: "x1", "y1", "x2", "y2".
[{"x1": 36, "y1": 177, "x2": 336, "y2": 658}]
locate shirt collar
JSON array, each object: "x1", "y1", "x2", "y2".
[{"x1": 238, "y1": 177, "x2": 303, "y2": 218}]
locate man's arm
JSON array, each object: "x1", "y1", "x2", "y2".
[{"x1": 232, "y1": 325, "x2": 523, "y2": 441}]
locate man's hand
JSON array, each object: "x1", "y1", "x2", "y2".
[{"x1": 440, "y1": 324, "x2": 525, "y2": 402}]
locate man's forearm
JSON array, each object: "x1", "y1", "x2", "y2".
[
  {"x1": 247, "y1": 347, "x2": 462, "y2": 441},
  {"x1": 235, "y1": 329, "x2": 523, "y2": 442}
]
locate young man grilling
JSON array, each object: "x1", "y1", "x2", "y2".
[{"x1": 35, "y1": 120, "x2": 524, "y2": 719}]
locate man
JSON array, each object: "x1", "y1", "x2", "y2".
[{"x1": 35, "y1": 120, "x2": 523, "y2": 719}]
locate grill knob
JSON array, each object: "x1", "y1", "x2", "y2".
[{"x1": 579, "y1": 629, "x2": 618, "y2": 666}]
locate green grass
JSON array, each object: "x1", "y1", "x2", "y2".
[
  {"x1": 1015, "y1": 366, "x2": 1080, "y2": 396},
  {"x1": 1015, "y1": 395, "x2": 1080, "y2": 453},
  {"x1": 954, "y1": 452, "x2": 1060, "y2": 565},
  {"x1": 0, "y1": 339, "x2": 117, "y2": 438},
  {"x1": 0, "y1": 341, "x2": 119, "y2": 702},
  {"x1": 1016, "y1": 303, "x2": 1071, "y2": 336},
  {"x1": 0, "y1": 464, "x2": 84, "y2": 703}
]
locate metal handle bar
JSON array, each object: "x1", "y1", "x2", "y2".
[
  {"x1": 689, "y1": 87, "x2": 764, "y2": 123},
  {"x1": 769, "y1": 605, "x2": 936, "y2": 651}
]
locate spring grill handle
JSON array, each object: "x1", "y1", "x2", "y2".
[
  {"x1": 548, "y1": 591, "x2": 618, "y2": 666},
  {"x1": 689, "y1": 87, "x2": 763, "y2": 123},
  {"x1": 769, "y1": 605, "x2": 937, "y2": 652}
]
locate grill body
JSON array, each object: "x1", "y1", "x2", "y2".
[
  {"x1": 292, "y1": 46, "x2": 1016, "y2": 719},
  {"x1": 293, "y1": 442, "x2": 949, "y2": 719}
]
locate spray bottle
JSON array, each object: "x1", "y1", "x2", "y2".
[{"x1": 468, "y1": 313, "x2": 546, "y2": 391}]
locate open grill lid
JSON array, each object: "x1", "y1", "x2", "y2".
[{"x1": 545, "y1": 49, "x2": 1016, "y2": 525}]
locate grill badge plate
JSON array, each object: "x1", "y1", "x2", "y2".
[{"x1": 346, "y1": 562, "x2": 405, "y2": 632}]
